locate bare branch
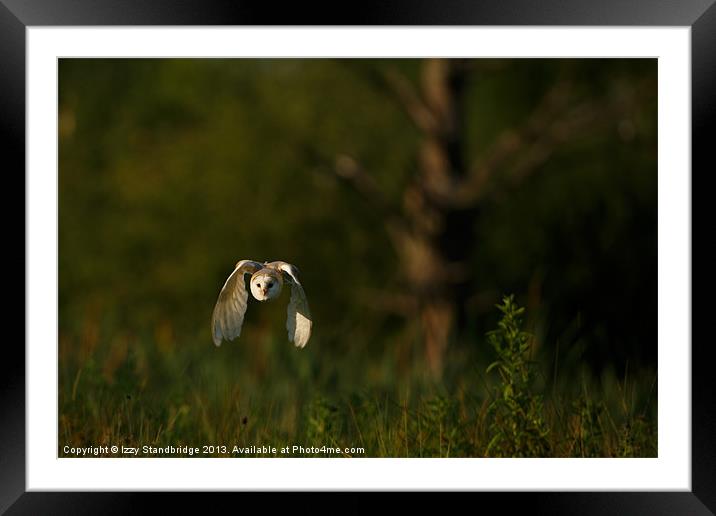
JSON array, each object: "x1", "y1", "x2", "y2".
[
  {"x1": 453, "y1": 80, "x2": 574, "y2": 206},
  {"x1": 505, "y1": 102, "x2": 601, "y2": 188},
  {"x1": 453, "y1": 78, "x2": 641, "y2": 207},
  {"x1": 381, "y1": 68, "x2": 438, "y2": 133},
  {"x1": 329, "y1": 154, "x2": 416, "y2": 257},
  {"x1": 337, "y1": 61, "x2": 437, "y2": 133},
  {"x1": 292, "y1": 134, "x2": 414, "y2": 258},
  {"x1": 333, "y1": 154, "x2": 400, "y2": 220}
]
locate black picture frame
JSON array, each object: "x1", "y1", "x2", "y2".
[{"x1": 3, "y1": 1, "x2": 711, "y2": 513}]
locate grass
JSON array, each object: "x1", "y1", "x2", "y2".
[{"x1": 59, "y1": 297, "x2": 657, "y2": 458}]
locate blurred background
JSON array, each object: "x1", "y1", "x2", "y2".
[{"x1": 58, "y1": 59, "x2": 657, "y2": 457}]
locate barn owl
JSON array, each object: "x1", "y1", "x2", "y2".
[{"x1": 211, "y1": 260, "x2": 312, "y2": 348}]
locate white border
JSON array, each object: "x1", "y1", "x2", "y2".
[{"x1": 27, "y1": 27, "x2": 691, "y2": 491}]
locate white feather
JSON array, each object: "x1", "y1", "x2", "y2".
[
  {"x1": 279, "y1": 262, "x2": 313, "y2": 348},
  {"x1": 210, "y1": 260, "x2": 262, "y2": 346}
]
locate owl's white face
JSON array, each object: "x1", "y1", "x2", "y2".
[{"x1": 250, "y1": 272, "x2": 282, "y2": 301}]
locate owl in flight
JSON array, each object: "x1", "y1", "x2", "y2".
[{"x1": 211, "y1": 260, "x2": 312, "y2": 348}]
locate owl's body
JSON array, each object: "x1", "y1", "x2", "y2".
[{"x1": 211, "y1": 260, "x2": 312, "y2": 348}]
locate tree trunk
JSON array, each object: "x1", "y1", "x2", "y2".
[{"x1": 394, "y1": 59, "x2": 473, "y2": 377}]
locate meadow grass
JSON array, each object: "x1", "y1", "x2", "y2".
[{"x1": 59, "y1": 298, "x2": 657, "y2": 458}]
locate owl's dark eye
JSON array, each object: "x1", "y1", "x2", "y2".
[
  {"x1": 267, "y1": 281, "x2": 274, "y2": 288},
  {"x1": 256, "y1": 283, "x2": 262, "y2": 288}
]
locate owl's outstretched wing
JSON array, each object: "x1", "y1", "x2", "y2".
[
  {"x1": 211, "y1": 259, "x2": 263, "y2": 346},
  {"x1": 278, "y1": 262, "x2": 312, "y2": 348}
]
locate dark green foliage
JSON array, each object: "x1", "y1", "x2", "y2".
[
  {"x1": 569, "y1": 397, "x2": 606, "y2": 457},
  {"x1": 485, "y1": 296, "x2": 550, "y2": 457},
  {"x1": 59, "y1": 297, "x2": 656, "y2": 457},
  {"x1": 306, "y1": 396, "x2": 342, "y2": 447}
]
